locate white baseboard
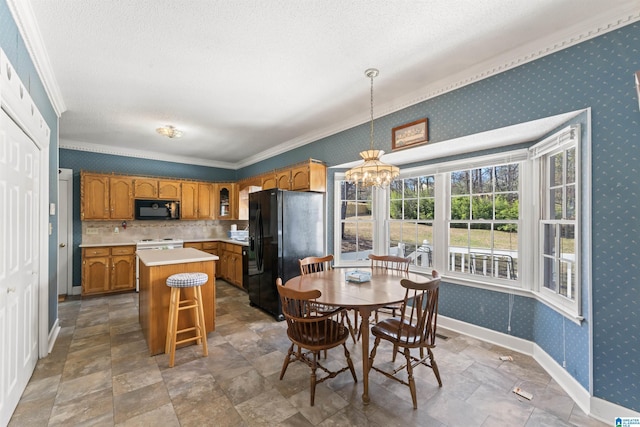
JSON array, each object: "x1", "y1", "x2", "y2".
[
  {"x1": 46, "y1": 318, "x2": 61, "y2": 355},
  {"x1": 438, "y1": 315, "x2": 640, "y2": 422}
]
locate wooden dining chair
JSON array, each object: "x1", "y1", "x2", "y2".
[
  {"x1": 368, "y1": 253, "x2": 412, "y2": 323},
  {"x1": 276, "y1": 278, "x2": 357, "y2": 406},
  {"x1": 299, "y1": 255, "x2": 358, "y2": 343},
  {"x1": 368, "y1": 270, "x2": 442, "y2": 409}
]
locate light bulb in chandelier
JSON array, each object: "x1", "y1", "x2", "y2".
[{"x1": 156, "y1": 125, "x2": 183, "y2": 139}]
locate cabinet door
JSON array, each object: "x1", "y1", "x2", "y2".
[
  {"x1": 134, "y1": 179, "x2": 158, "y2": 198},
  {"x1": 82, "y1": 256, "x2": 110, "y2": 295},
  {"x1": 181, "y1": 182, "x2": 199, "y2": 219},
  {"x1": 110, "y1": 177, "x2": 134, "y2": 219},
  {"x1": 232, "y1": 252, "x2": 243, "y2": 287},
  {"x1": 111, "y1": 255, "x2": 135, "y2": 291},
  {"x1": 290, "y1": 165, "x2": 310, "y2": 190},
  {"x1": 262, "y1": 174, "x2": 277, "y2": 190},
  {"x1": 276, "y1": 170, "x2": 291, "y2": 190},
  {"x1": 183, "y1": 242, "x2": 203, "y2": 250},
  {"x1": 159, "y1": 180, "x2": 181, "y2": 199},
  {"x1": 81, "y1": 174, "x2": 110, "y2": 220},
  {"x1": 198, "y1": 183, "x2": 215, "y2": 219},
  {"x1": 217, "y1": 183, "x2": 236, "y2": 219}
]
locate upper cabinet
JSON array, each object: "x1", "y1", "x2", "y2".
[
  {"x1": 259, "y1": 159, "x2": 327, "y2": 193},
  {"x1": 81, "y1": 172, "x2": 133, "y2": 220},
  {"x1": 216, "y1": 183, "x2": 237, "y2": 220},
  {"x1": 182, "y1": 182, "x2": 215, "y2": 220},
  {"x1": 159, "y1": 180, "x2": 181, "y2": 199},
  {"x1": 134, "y1": 179, "x2": 181, "y2": 199}
]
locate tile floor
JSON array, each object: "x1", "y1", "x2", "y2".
[{"x1": 10, "y1": 281, "x2": 607, "y2": 426}]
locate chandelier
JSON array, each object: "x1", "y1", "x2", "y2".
[
  {"x1": 156, "y1": 125, "x2": 183, "y2": 139},
  {"x1": 345, "y1": 68, "x2": 399, "y2": 188}
]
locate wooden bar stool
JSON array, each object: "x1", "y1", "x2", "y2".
[{"x1": 165, "y1": 272, "x2": 209, "y2": 367}]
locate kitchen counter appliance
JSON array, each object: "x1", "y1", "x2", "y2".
[
  {"x1": 135, "y1": 238, "x2": 184, "y2": 291},
  {"x1": 244, "y1": 189, "x2": 324, "y2": 320}
]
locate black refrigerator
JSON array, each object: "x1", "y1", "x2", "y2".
[{"x1": 244, "y1": 189, "x2": 324, "y2": 320}]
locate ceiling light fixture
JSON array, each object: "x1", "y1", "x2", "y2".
[
  {"x1": 345, "y1": 68, "x2": 399, "y2": 188},
  {"x1": 156, "y1": 125, "x2": 183, "y2": 139}
]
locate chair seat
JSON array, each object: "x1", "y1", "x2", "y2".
[
  {"x1": 287, "y1": 319, "x2": 350, "y2": 347},
  {"x1": 371, "y1": 318, "x2": 422, "y2": 345},
  {"x1": 166, "y1": 272, "x2": 208, "y2": 288}
]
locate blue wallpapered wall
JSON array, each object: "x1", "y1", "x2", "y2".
[
  {"x1": 1, "y1": 2, "x2": 60, "y2": 330},
  {"x1": 58, "y1": 148, "x2": 237, "y2": 289},
  {"x1": 237, "y1": 22, "x2": 640, "y2": 410},
  {"x1": 17, "y1": 6, "x2": 639, "y2": 410}
]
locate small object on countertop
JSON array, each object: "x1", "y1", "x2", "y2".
[{"x1": 499, "y1": 355, "x2": 513, "y2": 361}]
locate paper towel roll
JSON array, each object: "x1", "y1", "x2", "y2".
[{"x1": 230, "y1": 224, "x2": 237, "y2": 231}]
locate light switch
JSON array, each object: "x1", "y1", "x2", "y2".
[{"x1": 49, "y1": 203, "x2": 56, "y2": 215}]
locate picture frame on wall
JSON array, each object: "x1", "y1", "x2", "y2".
[{"x1": 392, "y1": 118, "x2": 429, "y2": 151}]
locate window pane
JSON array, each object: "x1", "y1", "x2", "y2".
[
  {"x1": 543, "y1": 256, "x2": 557, "y2": 292},
  {"x1": 495, "y1": 193, "x2": 519, "y2": 220},
  {"x1": 559, "y1": 260, "x2": 575, "y2": 300},
  {"x1": 389, "y1": 222, "x2": 403, "y2": 255},
  {"x1": 390, "y1": 180, "x2": 403, "y2": 200},
  {"x1": 416, "y1": 226, "x2": 434, "y2": 267},
  {"x1": 451, "y1": 196, "x2": 470, "y2": 220},
  {"x1": 404, "y1": 199, "x2": 418, "y2": 219},
  {"x1": 566, "y1": 147, "x2": 576, "y2": 184},
  {"x1": 543, "y1": 224, "x2": 556, "y2": 257},
  {"x1": 471, "y1": 167, "x2": 493, "y2": 194},
  {"x1": 357, "y1": 185, "x2": 372, "y2": 202},
  {"x1": 390, "y1": 200, "x2": 403, "y2": 220},
  {"x1": 551, "y1": 188, "x2": 563, "y2": 219},
  {"x1": 566, "y1": 185, "x2": 576, "y2": 220},
  {"x1": 551, "y1": 153, "x2": 563, "y2": 186},
  {"x1": 495, "y1": 223, "x2": 518, "y2": 279},
  {"x1": 419, "y1": 198, "x2": 435, "y2": 220},
  {"x1": 404, "y1": 178, "x2": 418, "y2": 198},
  {"x1": 451, "y1": 170, "x2": 470, "y2": 195},
  {"x1": 560, "y1": 224, "x2": 575, "y2": 260},
  {"x1": 495, "y1": 164, "x2": 519, "y2": 192},
  {"x1": 419, "y1": 176, "x2": 434, "y2": 197},
  {"x1": 342, "y1": 181, "x2": 356, "y2": 200},
  {"x1": 472, "y1": 195, "x2": 493, "y2": 220}
]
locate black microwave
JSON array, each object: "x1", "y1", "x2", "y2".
[{"x1": 135, "y1": 199, "x2": 180, "y2": 220}]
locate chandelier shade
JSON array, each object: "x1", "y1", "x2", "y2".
[
  {"x1": 346, "y1": 69, "x2": 399, "y2": 188},
  {"x1": 156, "y1": 125, "x2": 183, "y2": 138}
]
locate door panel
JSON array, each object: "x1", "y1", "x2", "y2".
[{"x1": 0, "y1": 109, "x2": 40, "y2": 426}]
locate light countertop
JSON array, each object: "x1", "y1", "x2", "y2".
[
  {"x1": 80, "y1": 238, "x2": 247, "y2": 248},
  {"x1": 137, "y1": 247, "x2": 219, "y2": 267}
]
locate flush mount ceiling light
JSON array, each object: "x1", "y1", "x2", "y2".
[
  {"x1": 156, "y1": 125, "x2": 183, "y2": 139},
  {"x1": 345, "y1": 68, "x2": 399, "y2": 188}
]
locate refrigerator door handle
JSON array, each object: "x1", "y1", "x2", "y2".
[{"x1": 256, "y1": 207, "x2": 263, "y2": 270}]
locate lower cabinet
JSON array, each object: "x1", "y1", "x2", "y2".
[
  {"x1": 82, "y1": 245, "x2": 135, "y2": 295},
  {"x1": 183, "y1": 241, "x2": 243, "y2": 286}
]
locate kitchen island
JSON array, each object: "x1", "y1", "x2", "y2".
[{"x1": 137, "y1": 247, "x2": 219, "y2": 355}]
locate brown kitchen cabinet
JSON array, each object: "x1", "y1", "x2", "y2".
[
  {"x1": 290, "y1": 160, "x2": 326, "y2": 192},
  {"x1": 134, "y1": 179, "x2": 181, "y2": 200},
  {"x1": 81, "y1": 172, "x2": 134, "y2": 220},
  {"x1": 82, "y1": 245, "x2": 136, "y2": 295},
  {"x1": 134, "y1": 178, "x2": 158, "y2": 198},
  {"x1": 186, "y1": 241, "x2": 221, "y2": 278},
  {"x1": 219, "y1": 242, "x2": 244, "y2": 289},
  {"x1": 276, "y1": 170, "x2": 291, "y2": 190},
  {"x1": 159, "y1": 180, "x2": 181, "y2": 199},
  {"x1": 261, "y1": 174, "x2": 277, "y2": 190},
  {"x1": 216, "y1": 183, "x2": 237, "y2": 220},
  {"x1": 181, "y1": 182, "x2": 215, "y2": 219}
]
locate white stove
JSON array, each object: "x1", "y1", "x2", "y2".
[{"x1": 135, "y1": 238, "x2": 184, "y2": 291}]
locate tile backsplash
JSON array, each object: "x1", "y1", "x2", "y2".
[{"x1": 82, "y1": 219, "x2": 249, "y2": 244}]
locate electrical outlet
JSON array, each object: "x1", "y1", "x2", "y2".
[
  {"x1": 114, "y1": 227, "x2": 119, "y2": 234},
  {"x1": 86, "y1": 228, "x2": 98, "y2": 235}
]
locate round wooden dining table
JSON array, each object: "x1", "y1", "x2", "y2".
[{"x1": 284, "y1": 267, "x2": 430, "y2": 405}]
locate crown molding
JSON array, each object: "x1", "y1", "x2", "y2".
[
  {"x1": 59, "y1": 139, "x2": 236, "y2": 170},
  {"x1": 7, "y1": 0, "x2": 66, "y2": 117}
]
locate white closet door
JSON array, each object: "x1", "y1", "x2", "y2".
[{"x1": 0, "y1": 108, "x2": 40, "y2": 426}]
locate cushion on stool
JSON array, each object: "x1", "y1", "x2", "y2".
[{"x1": 166, "y1": 272, "x2": 208, "y2": 288}]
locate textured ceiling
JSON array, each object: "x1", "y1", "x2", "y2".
[{"x1": 16, "y1": 0, "x2": 640, "y2": 169}]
